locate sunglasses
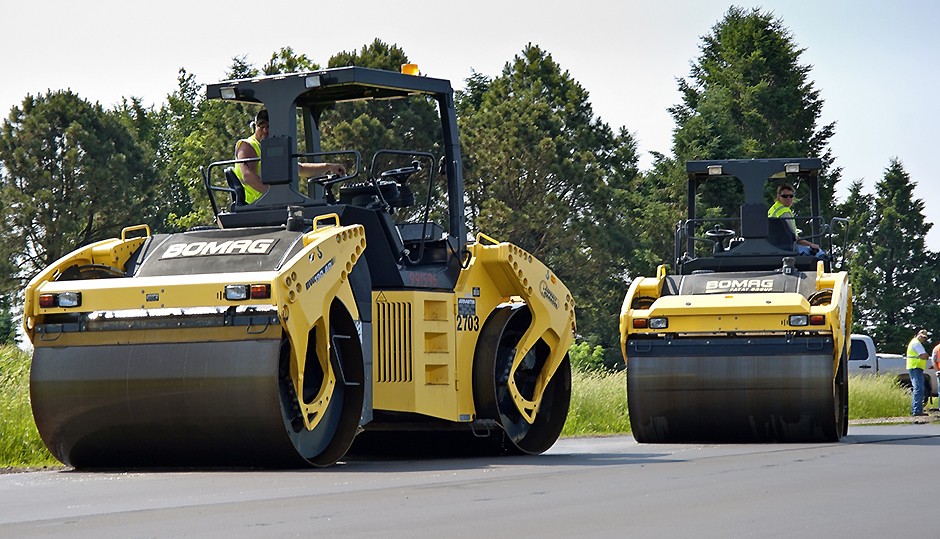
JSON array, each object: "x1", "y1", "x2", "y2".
[{"x1": 779, "y1": 194, "x2": 794, "y2": 199}]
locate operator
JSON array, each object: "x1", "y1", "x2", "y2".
[
  {"x1": 767, "y1": 183, "x2": 823, "y2": 256},
  {"x1": 906, "y1": 329, "x2": 930, "y2": 417},
  {"x1": 235, "y1": 110, "x2": 346, "y2": 204}
]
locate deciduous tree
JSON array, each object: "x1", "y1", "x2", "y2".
[{"x1": 0, "y1": 91, "x2": 156, "y2": 286}]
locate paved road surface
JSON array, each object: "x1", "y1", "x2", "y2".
[{"x1": 2, "y1": 424, "x2": 937, "y2": 538}]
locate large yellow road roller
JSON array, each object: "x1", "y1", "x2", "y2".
[
  {"x1": 620, "y1": 158, "x2": 851, "y2": 442},
  {"x1": 23, "y1": 66, "x2": 575, "y2": 467}
]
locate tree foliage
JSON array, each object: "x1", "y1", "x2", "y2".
[
  {"x1": 843, "y1": 159, "x2": 940, "y2": 351},
  {"x1": 0, "y1": 90, "x2": 157, "y2": 286},
  {"x1": 0, "y1": 293, "x2": 16, "y2": 345},
  {"x1": 667, "y1": 6, "x2": 839, "y2": 220},
  {"x1": 324, "y1": 40, "x2": 442, "y2": 172},
  {"x1": 458, "y1": 44, "x2": 640, "y2": 359}
]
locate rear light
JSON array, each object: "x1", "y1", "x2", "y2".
[
  {"x1": 809, "y1": 314, "x2": 826, "y2": 325},
  {"x1": 633, "y1": 319, "x2": 648, "y2": 329},
  {"x1": 250, "y1": 284, "x2": 271, "y2": 299},
  {"x1": 225, "y1": 284, "x2": 271, "y2": 301},
  {"x1": 38, "y1": 292, "x2": 82, "y2": 308},
  {"x1": 789, "y1": 314, "x2": 809, "y2": 326}
]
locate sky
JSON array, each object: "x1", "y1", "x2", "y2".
[{"x1": 3, "y1": 0, "x2": 938, "y2": 246}]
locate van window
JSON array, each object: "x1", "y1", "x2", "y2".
[{"x1": 849, "y1": 340, "x2": 869, "y2": 361}]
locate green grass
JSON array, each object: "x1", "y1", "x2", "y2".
[
  {"x1": 560, "y1": 369, "x2": 921, "y2": 437},
  {"x1": 0, "y1": 346, "x2": 57, "y2": 468},
  {"x1": 562, "y1": 369, "x2": 630, "y2": 436},
  {"x1": 0, "y1": 344, "x2": 925, "y2": 468},
  {"x1": 848, "y1": 373, "x2": 914, "y2": 419}
]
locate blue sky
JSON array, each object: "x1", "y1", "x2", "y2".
[{"x1": 3, "y1": 0, "x2": 937, "y2": 246}]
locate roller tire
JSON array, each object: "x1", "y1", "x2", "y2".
[
  {"x1": 473, "y1": 306, "x2": 571, "y2": 455},
  {"x1": 279, "y1": 300, "x2": 365, "y2": 467}
]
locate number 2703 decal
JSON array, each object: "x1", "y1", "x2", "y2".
[{"x1": 456, "y1": 314, "x2": 480, "y2": 331}]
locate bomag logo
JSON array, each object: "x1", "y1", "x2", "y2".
[
  {"x1": 161, "y1": 238, "x2": 278, "y2": 259},
  {"x1": 704, "y1": 278, "x2": 776, "y2": 293},
  {"x1": 539, "y1": 280, "x2": 559, "y2": 309}
]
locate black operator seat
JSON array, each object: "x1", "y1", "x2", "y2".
[
  {"x1": 224, "y1": 167, "x2": 246, "y2": 208},
  {"x1": 767, "y1": 217, "x2": 797, "y2": 251}
]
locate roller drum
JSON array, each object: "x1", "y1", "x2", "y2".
[
  {"x1": 627, "y1": 336, "x2": 840, "y2": 443},
  {"x1": 31, "y1": 339, "x2": 331, "y2": 468}
]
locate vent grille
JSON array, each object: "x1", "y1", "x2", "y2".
[{"x1": 375, "y1": 301, "x2": 413, "y2": 383}]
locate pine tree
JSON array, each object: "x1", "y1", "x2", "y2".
[
  {"x1": 668, "y1": 6, "x2": 838, "y2": 219},
  {"x1": 458, "y1": 44, "x2": 640, "y2": 363},
  {"x1": 852, "y1": 158, "x2": 938, "y2": 350},
  {"x1": 0, "y1": 90, "x2": 156, "y2": 285}
]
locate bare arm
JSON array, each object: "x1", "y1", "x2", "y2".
[
  {"x1": 235, "y1": 141, "x2": 267, "y2": 195},
  {"x1": 299, "y1": 162, "x2": 346, "y2": 178},
  {"x1": 783, "y1": 209, "x2": 820, "y2": 250}
]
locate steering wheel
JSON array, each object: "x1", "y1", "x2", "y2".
[
  {"x1": 704, "y1": 227, "x2": 736, "y2": 241},
  {"x1": 380, "y1": 160, "x2": 421, "y2": 183}
]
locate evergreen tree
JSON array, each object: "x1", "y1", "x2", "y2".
[
  {"x1": 458, "y1": 44, "x2": 640, "y2": 364},
  {"x1": 0, "y1": 293, "x2": 16, "y2": 345},
  {"x1": 849, "y1": 159, "x2": 939, "y2": 350},
  {"x1": 668, "y1": 6, "x2": 838, "y2": 220}
]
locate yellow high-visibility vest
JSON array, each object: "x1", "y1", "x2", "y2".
[
  {"x1": 907, "y1": 337, "x2": 927, "y2": 370},
  {"x1": 767, "y1": 201, "x2": 798, "y2": 235},
  {"x1": 233, "y1": 135, "x2": 263, "y2": 203}
]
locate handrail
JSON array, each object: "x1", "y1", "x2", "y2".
[{"x1": 201, "y1": 150, "x2": 360, "y2": 218}]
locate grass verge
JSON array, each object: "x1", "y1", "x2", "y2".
[
  {"x1": 0, "y1": 346, "x2": 57, "y2": 468},
  {"x1": 562, "y1": 369, "x2": 630, "y2": 436},
  {"x1": 848, "y1": 372, "x2": 916, "y2": 419}
]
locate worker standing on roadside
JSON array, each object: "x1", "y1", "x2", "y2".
[{"x1": 906, "y1": 329, "x2": 930, "y2": 416}]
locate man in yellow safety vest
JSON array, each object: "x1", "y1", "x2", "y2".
[
  {"x1": 906, "y1": 329, "x2": 930, "y2": 416},
  {"x1": 234, "y1": 110, "x2": 346, "y2": 204},
  {"x1": 767, "y1": 183, "x2": 822, "y2": 256}
]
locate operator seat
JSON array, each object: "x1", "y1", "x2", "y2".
[
  {"x1": 224, "y1": 167, "x2": 246, "y2": 208},
  {"x1": 767, "y1": 218, "x2": 797, "y2": 251}
]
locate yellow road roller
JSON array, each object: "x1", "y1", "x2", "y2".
[
  {"x1": 620, "y1": 158, "x2": 851, "y2": 442},
  {"x1": 23, "y1": 66, "x2": 575, "y2": 467}
]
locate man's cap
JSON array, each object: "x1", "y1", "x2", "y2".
[{"x1": 917, "y1": 329, "x2": 929, "y2": 339}]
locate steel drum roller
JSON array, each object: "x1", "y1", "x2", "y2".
[
  {"x1": 30, "y1": 337, "x2": 344, "y2": 468},
  {"x1": 627, "y1": 336, "x2": 839, "y2": 443}
]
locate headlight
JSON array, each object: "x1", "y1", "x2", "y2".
[
  {"x1": 789, "y1": 314, "x2": 809, "y2": 326},
  {"x1": 225, "y1": 284, "x2": 271, "y2": 301},
  {"x1": 649, "y1": 318, "x2": 669, "y2": 329}
]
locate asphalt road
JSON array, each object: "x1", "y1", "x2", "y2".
[{"x1": 2, "y1": 424, "x2": 938, "y2": 538}]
